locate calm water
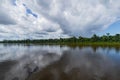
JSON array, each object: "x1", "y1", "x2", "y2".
[{"x1": 0, "y1": 44, "x2": 120, "y2": 80}]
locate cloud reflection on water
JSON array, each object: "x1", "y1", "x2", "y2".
[{"x1": 0, "y1": 44, "x2": 120, "y2": 80}]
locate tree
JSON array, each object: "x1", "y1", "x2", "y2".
[
  {"x1": 115, "y1": 34, "x2": 120, "y2": 42},
  {"x1": 106, "y1": 33, "x2": 110, "y2": 37},
  {"x1": 91, "y1": 34, "x2": 99, "y2": 42}
]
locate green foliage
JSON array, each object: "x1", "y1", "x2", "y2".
[
  {"x1": 91, "y1": 34, "x2": 99, "y2": 42},
  {"x1": 1, "y1": 33, "x2": 120, "y2": 45}
]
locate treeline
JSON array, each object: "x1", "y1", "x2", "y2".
[{"x1": 1, "y1": 33, "x2": 120, "y2": 44}]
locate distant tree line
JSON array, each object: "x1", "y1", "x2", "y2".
[{"x1": 1, "y1": 33, "x2": 120, "y2": 44}]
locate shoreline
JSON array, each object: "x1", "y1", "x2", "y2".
[{"x1": 1, "y1": 42, "x2": 120, "y2": 47}]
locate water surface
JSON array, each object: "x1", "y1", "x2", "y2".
[{"x1": 0, "y1": 44, "x2": 120, "y2": 80}]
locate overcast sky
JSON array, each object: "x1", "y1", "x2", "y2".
[{"x1": 0, "y1": 0, "x2": 120, "y2": 40}]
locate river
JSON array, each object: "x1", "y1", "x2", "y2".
[{"x1": 0, "y1": 44, "x2": 120, "y2": 80}]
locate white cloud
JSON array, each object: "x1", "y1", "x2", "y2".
[
  {"x1": 0, "y1": 0, "x2": 120, "y2": 40},
  {"x1": 0, "y1": 0, "x2": 16, "y2": 25}
]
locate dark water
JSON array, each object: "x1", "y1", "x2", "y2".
[{"x1": 0, "y1": 44, "x2": 120, "y2": 80}]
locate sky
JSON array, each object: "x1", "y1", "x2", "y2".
[
  {"x1": 99, "y1": 21, "x2": 120, "y2": 36},
  {"x1": 0, "y1": 0, "x2": 120, "y2": 40}
]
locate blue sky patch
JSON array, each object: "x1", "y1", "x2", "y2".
[
  {"x1": 26, "y1": 8, "x2": 38, "y2": 18},
  {"x1": 98, "y1": 20, "x2": 120, "y2": 36},
  {"x1": 23, "y1": 3, "x2": 38, "y2": 18},
  {"x1": 12, "y1": 0, "x2": 17, "y2": 6}
]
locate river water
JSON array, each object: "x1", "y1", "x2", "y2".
[{"x1": 0, "y1": 44, "x2": 120, "y2": 80}]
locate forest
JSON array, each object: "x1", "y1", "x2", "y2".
[{"x1": 1, "y1": 33, "x2": 120, "y2": 46}]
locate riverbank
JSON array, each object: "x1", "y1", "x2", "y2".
[{"x1": 1, "y1": 41, "x2": 120, "y2": 47}]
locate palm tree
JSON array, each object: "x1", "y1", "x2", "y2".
[{"x1": 91, "y1": 34, "x2": 99, "y2": 42}]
